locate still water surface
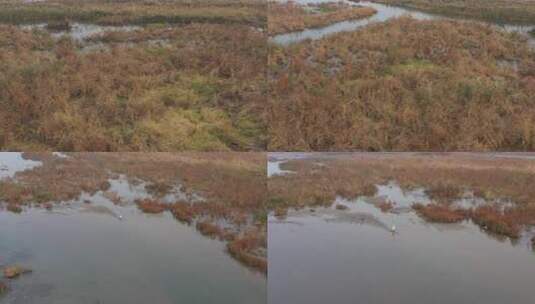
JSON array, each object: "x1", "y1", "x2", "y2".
[
  {"x1": 0, "y1": 154, "x2": 265, "y2": 304},
  {"x1": 269, "y1": 181, "x2": 535, "y2": 304}
]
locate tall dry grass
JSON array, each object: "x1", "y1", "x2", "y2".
[
  {"x1": 0, "y1": 23, "x2": 267, "y2": 151},
  {"x1": 269, "y1": 17, "x2": 535, "y2": 151}
]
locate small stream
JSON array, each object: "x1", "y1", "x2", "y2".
[
  {"x1": 270, "y1": 0, "x2": 535, "y2": 46},
  {"x1": 269, "y1": 181, "x2": 535, "y2": 304}
]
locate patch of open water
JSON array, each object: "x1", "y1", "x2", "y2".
[
  {"x1": 269, "y1": 180, "x2": 535, "y2": 304},
  {"x1": 0, "y1": 202, "x2": 265, "y2": 304},
  {"x1": 0, "y1": 153, "x2": 42, "y2": 181},
  {"x1": 0, "y1": 155, "x2": 263, "y2": 304}
]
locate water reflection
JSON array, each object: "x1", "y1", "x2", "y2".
[
  {"x1": 0, "y1": 153, "x2": 41, "y2": 180},
  {"x1": 0, "y1": 154, "x2": 265, "y2": 304},
  {"x1": 269, "y1": 180, "x2": 535, "y2": 304},
  {"x1": 0, "y1": 202, "x2": 265, "y2": 304}
]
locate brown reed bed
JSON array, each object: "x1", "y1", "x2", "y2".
[
  {"x1": 412, "y1": 203, "x2": 469, "y2": 223},
  {"x1": 136, "y1": 199, "x2": 167, "y2": 214},
  {"x1": 0, "y1": 1, "x2": 267, "y2": 152},
  {"x1": 269, "y1": 17, "x2": 535, "y2": 151}
]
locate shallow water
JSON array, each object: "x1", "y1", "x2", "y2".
[
  {"x1": 270, "y1": 1, "x2": 535, "y2": 46},
  {"x1": 0, "y1": 175, "x2": 264, "y2": 303},
  {"x1": 21, "y1": 23, "x2": 141, "y2": 41},
  {"x1": 102, "y1": 174, "x2": 204, "y2": 205},
  {"x1": 269, "y1": 182, "x2": 535, "y2": 304},
  {"x1": 0, "y1": 208, "x2": 265, "y2": 304},
  {"x1": 267, "y1": 161, "x2": 294, "y2": 177},
  {"x1": 0, "y1": 153, "x2": 41, "y2": 180}
]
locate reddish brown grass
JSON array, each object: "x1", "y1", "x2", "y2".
[
  {"x1": 227, "y1": 232, "x2": 267, "y2": 273},
  {"x1": 425, "y1": 184, "x2": 463, "y2": 201},
  {"x1": 413, "y1": 203, "x2": 468, "y2": 223},
  {"x1": 196, "y1": 221, "x2": 224, "y2": 239},
  {"x1": 136, "y1": 199, "x2": 167, "y2": 214},
  {"x1": 170, "y1": 203, "x2": 196, "y2": 224},
  {"x1": 377, "y1": 201, "x2": 394, "y2": 212},
  {"x1": 471, "y1": 205, "x2": 522, "y2": 238},
  {"x1": 269, "y1": 17, "x2": 535, "y2": 151},
  {"x1": 0, "y1": 22, "x2": 267, "y2": 151}
]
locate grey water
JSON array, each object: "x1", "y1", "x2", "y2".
[
  {"x1": 0, "y1": 153, "x2": 42, "y2": 180},
  {"x1": 269, "y1": 182, "x2": 535, "y2": 304},
  {"x1": 270, "y1": 1, "x2": 535, "y2": 46},
  {"x1": 267, "y1": 160, "x2": 295, "y2": 177},
  {"x1": 0, "y1": 158, "x2": 264, "y2": 304}
]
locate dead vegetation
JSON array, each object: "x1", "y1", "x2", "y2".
[
  {"x1": 377, "y1": 200, "x2": 394, "y2": 212},
  {"x1": 0, "y1": 1, "x2": 267, "y2": 151},
  {"x1": 413, "y1": 203, "x2": 468, "y2": 223},
  {"x1": 170, "y1": 202, "x2": 195, "y2": 224},
  {"x1": 471, "y1": 205, "x2": 522, "y2": 238},
  {"x1": 227, "y1": 231, "x2": 267, "y2": 273},
  {"x1": 269, "y1": 17, "x2": 535, "y2": 151},
  {"x1": 136, "y1": 199, "x2": 167, "y2": 213}
]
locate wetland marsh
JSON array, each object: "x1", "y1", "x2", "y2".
[
  {"x1": 0, "y1": 152, "x2": 267, "y2": 303},
  {"x1": 0, "y1": 0, "x2": 267, "y2": 151},
  {"x1": 268, "y1": 0, "x2": 535, "y2": 151}
]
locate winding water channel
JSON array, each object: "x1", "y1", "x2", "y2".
[{"x1": 270, "y1": 0, "x2": 535, "y2": 46}]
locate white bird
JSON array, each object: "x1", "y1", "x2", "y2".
[
  {"x1": 118, "y1": 214, "x2": 123, "y2": 220},
  {"x1": 391, "y1": 225, "x2": 396, "y2": 233}
]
